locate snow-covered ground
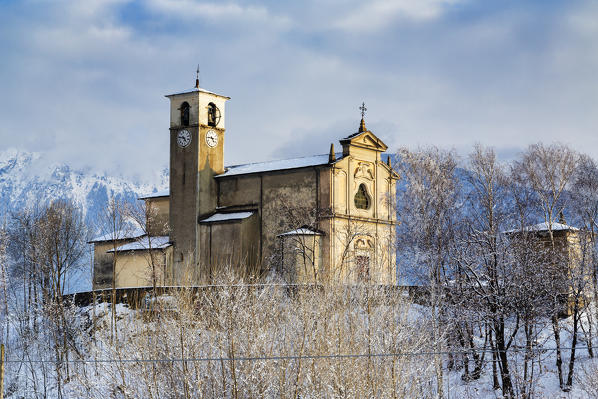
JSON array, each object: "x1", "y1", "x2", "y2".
[
  {"x1": 431, "y1": 307, "x2": 597, "y2": 398},
  {"x1": 3, "y1": 287, "x2": 598, "y2": 398}
]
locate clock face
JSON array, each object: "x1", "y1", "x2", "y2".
[
  {"x1": 177, "y1": 129, "x2": 191, "y2": 148},
  {"x1": 205, "y1": 130, "x2": 219, "y2": 148}
]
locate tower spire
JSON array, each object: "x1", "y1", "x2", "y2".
[
  {"x1": 195, "y1": 65, "x2": 200, "y2": 89},
  {"x1": 358, "y1": 102, "x2": 367, "y2": 132}
]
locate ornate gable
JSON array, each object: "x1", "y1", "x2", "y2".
[
  {"x1": 340, "y1": 131, "x2": 388, "y2": 152},
  {"x1": 340, "y1": 119, "x2": 389, "y2": 158}
]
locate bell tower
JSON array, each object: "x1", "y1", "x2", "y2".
[{"x1": 166, "y1": 77, "x2": 229, "y2": 277}]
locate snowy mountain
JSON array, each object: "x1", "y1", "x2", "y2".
[
  {"x1": 0, "y1": 148, "x2": 169, "y2": 293},
  {"x1": 0, "y1": 148, "x2": 168, "y2": 227}
]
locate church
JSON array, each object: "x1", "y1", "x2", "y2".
[{"x1": 91, "y1": 81, "x2": 399, "y2": 289}]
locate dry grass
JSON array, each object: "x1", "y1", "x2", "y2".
[{"x1": 70, "y1": 272, "x2": 437, "y2": 398}]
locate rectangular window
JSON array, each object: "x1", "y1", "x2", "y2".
[{"x1": 356, "y1": 255, "x2": 370, "y2": 281}]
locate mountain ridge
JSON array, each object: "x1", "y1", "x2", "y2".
[{"x1": 0, "y1": 148, "x2": 169, "y2": 226}]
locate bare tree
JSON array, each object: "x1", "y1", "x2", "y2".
[
  {"x1": 0, "y1": 224, "x2": 8, "y2": 345},
  {"x1": 570, "y1": 154, "x2": 598, "y2": 346},
  {"x1": 571, "y1": 154, "x2": 598, "y2": 238},
  {"x1": 397, "y1": 146, "x2": 462, "y2": 398},
  {"x1": 5, "y1": 200, "x2": 87, "y2": 398},
  {"x1": 512, "y1": 142, "x2": 580, "y2": 390},
  {"x1": 563, "y1": 229, "x2": 594, "y2": 389},
  {"x1": 512, "y1": 143, "x2": 579, "y2": 240},
  {"x1": 455, "y1": 145, "x2": 519, "y2": 396},
  {"x1": 93, "y1": 197, "x2": 136, "y2": 341}
]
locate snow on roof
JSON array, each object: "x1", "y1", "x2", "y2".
[
  {"x1": 278, "y1": 227, "x2": 324, "y2": 237},
  {"x1": 165, "y1": 87, "x2": 230, "y2": 99},
  {"x1": 343, "y1": 131, "x2": 363, "y2": 140},
  {"x1": 138, "y1": 189, "x2": 169, "y2": 200},
  {"x1": 134, "y1": 154, "x2": 344, "y2": 191},
  {"x1": 200, "y1": 211, "x2": 254, "y2": 223},
  {"x1": 89, "y1": 228, "x2": 146, "y2": 243},
  {"x1": 503, "y1": 222, "x2": 579, "y2": 234},
  {"x1": 107, "y1": 236, "x2": 171, "y2": 253},
  {"x1": 216, "y1": 153, "x2": 342, "y2": 178}
]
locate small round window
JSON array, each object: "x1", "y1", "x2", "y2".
[{"x1": 354, "y1": 184, "x2": 371, "y2": 210}]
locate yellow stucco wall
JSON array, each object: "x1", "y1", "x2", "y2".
[
  {"x1": 114, "y1": 248, "x2": 172, "y2": 288},
  {"x1": 93, "y1": 104, "x2": 398, "y2": 287},
  {"x1": 168, "y1": 88, "x2": 229, "y2": 274},
  {"x1": 280, "y1": 234, "x2": 323, "y2": 283},
  {"x1": 323, "y1": 137, "x2": 397, "y2": 284},
  {"x1": 93, "y1": 238, "x2": 143, "y2": 289},
  {"x1": 167, "y1": 90, "x2": 227, "y2": 131},
  {"x1": 197, "y1": 213, "x2": 260, "y2": 282}
]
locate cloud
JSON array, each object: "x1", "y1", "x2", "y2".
[
  {"x1": 2, "y1": 0, "x2": 598, "y2": 185},
  {"x1": 332, "y1": 0, "x2": 461, "y2": 32},
  {"x1": 145, "y1": 0, "x2": 291, "y2": 27}
]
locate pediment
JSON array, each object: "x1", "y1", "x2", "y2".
[{"x1": 340, "y1": 131, "x2": 388, "y2": 152}]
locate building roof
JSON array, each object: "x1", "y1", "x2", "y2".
[
  {"x1": 200, "y1": 211, "x2": 255, "y2": 223},
  {"x1": 138, "y1": 189, "x2": 169, "y2": 200},
  {"x1": 277, "y1": 227, "x2": 324, "y2": 237},
  {"x1": 136, "y1": 154, "x2": 344, "y2": 200},
  {"x1": 88, "y1": 228, "x2": 146, "y2": 243},
  {"x1": 107, "y1": 236, "x2": 171, "y2": 253},
  {"x1": 503, "y1": 222, "x2": 580, "y2": 234},
  {"x1": 217, "y1": 153, "x2": 343, "y2": 178},
  {"x1": 165, "y1": 87, "x2": 231, "y2": 100},
  {"x1": 339, "y1": 130, "x2": 389, "y2": 152}
]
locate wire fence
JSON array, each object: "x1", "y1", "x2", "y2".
[{"x1": 3, "y1": 345, "x2": 592, "y2": 364}]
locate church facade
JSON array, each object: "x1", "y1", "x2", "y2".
[{"x1": 91, "y1": 84, "x2": 399, "y2": 289}]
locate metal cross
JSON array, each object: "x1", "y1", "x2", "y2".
[
  {"x1": 359, "y1": 102, "x2": 367, "y2": 119},
  {"x1": 195, "y1": 65, "x2": 201, "y2": 88}
]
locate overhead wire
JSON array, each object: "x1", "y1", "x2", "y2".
[{"x1": 2, "y1": 345, "x2": 591, "y2": 364}]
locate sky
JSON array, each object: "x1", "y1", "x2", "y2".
[{"x1": 1, "y1": 0, "x2": 598, "y2": 182}]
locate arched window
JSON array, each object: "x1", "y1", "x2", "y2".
[
  {"x1": 354, "y1": 184, "x2": 370, "y2": 210},
  {"x1": 180, "y1": 102, "x2": 190, "y2": 126},
  {"x1": 207, "y1": 102, "x2": 220, "y2": 127}
]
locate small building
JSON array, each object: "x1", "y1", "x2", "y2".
[
  {"x1": 91, "y1": 82, "x2": 399, "y2": 289},
  {"x1": 505, "y1": 220, "x2": 591, "y2": 315},
  {"x1": 505, "y1": 221, "x2": 583, "y2": 266}
]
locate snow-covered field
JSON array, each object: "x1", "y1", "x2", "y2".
[
  {"x1": 3, "y1": 284, "x2": 598, "y2": 398},
  {"x1": 445, "y1": 314, "x2": 597, "y2": 399}
]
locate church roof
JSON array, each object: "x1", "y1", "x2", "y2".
[
  {"x1": 217, "y1": 153, "x2": 343, "y2": 178},
  {"x1": 503, "y1": 222, "x2": 579, "y2": 234},
  {"x1": 277, "y1": 227, "x2": 324, "y2": 237},
  {"x1": 165, "y1": 87, "x2": 230, "y2": 100},
  {"x1": 138, "y1": 189, "x2": 169, "y2": 200},
  {"x1": 88, "y1": 228, "x2": 146, "y2": 243},
  {"x1": 107, "y1": 236, "x2": 171, "y2": 253},
  {"x1": 200, "y1": 211, "x2": 255, "y2": 223}
]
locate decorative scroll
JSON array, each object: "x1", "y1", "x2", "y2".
[
  {"x1": 354, "y1": 162, "x2": 374, "y2": 180},
  {"x1": 354, "y1": 237, "x2": 374, "y2": 250}
]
